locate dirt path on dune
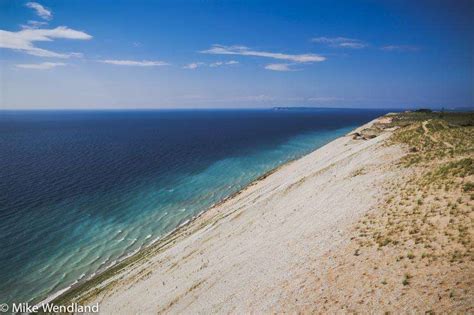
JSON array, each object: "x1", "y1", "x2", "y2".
[{"x1": 422, "y1": 120, "x2": 454, "y2": 148}]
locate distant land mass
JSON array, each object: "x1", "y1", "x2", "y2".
[{"x1": 273, "y1": 106, "x2": 474, "y2": 112}]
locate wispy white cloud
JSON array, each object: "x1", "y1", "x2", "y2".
[
  {"x1": 25, "y1": 2, "x2": 52, "y2": 20},
  {"x1": 20, "y1": 20, "x2": 49, "y2": 29},
  {"x1": 231, "y1": 95, "x2": 276, "y2": 101},
  {"x1": 307, "y1": 96, "x2": 344, "y2": 102},
  {"x1": 264, "y1": 63, "x2": 294, "y2": 71},
  {"x1": 225, "y1": 95, "x2": 343, "y2": 103},
  {"x1": 100, "y1": 59, "x2": 170, "y2": 66},
  {"x1": 208, "y1": 62, "x2": 221, "y2": 67},
  {"x1": 201, "y1": 45, "x2": 325, "y2": 63},
  {"x1": 183, "y1": 62, "x2": 204, "y2": 69},
  {"x1": 214, "y1": 94, "x2": 277, "y2": 102},
  {"x1": 311, "y1": 37, "x2": 367, "y2": 49},
  {"x1": 337, "y1": 42, "x2": 366, "y2": 49},
  {"x1": 209, "y1": 61, "x2": 224, "y2": 67},
  {"x1": 0, "y1": 26, "x2": 92, "y2": 58},
  {"x1": 170, "y1": 94, "x2": 348, "y2": 105},
  {"x1": 209, "y1": 60, "x2": 239, "y2": 67},
  {"x1": 16, "y1": 61, "x2": 65, "y2": 70},
  {"x1": 381, "y1": 45, "x2": 420, "y2": 52},
  {"x1": 184, "y1": 60, "x2": 238, "y2": 69}
]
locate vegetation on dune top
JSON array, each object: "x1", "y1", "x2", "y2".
[
  {"x1": 388, "y1": 111, "x2": 474, "y2": 127},
  {"x1": 388, "y1": 111, "x2": 474, "y2": 167},
  {"x1": 349, "y1": 110, "x2": 474, "y2": 311}
]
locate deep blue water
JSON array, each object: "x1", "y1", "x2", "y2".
[{"x1": 0, "y1": 108, "x2": 388, "y2": 304}]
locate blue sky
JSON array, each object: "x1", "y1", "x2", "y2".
[{"x1": 0, "y1": 0, "x2": 473, "y2": 109}]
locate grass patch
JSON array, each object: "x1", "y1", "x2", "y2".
[
  {"x1": 402, "y1": 273, "x2": 412, "y2": 286},
  {"x1": 463, "y1": 182, "x2": 474, "y2": 192}
]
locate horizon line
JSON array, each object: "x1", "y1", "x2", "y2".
[{"x1": 1, "y1": 105, "x2": 472, "y2": 111}]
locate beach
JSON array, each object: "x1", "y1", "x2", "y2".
[
  {"x1": 52, "y1": 116, "x2": 402, "y2": 311},
  {"x1": 0, "y1": 109, "x2": 386, "y2": 305},
  {"x1": 53, "y1": 113, "x2": 474, "y2": 313}
]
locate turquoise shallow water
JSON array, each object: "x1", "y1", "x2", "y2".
[{"x1": 0, "y1": 109, "x2": 387, "y2": 304}]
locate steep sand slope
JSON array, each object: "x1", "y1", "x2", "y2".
[
  {"x1": 277, "y1": 114, "x2": 473, "y2": 313},
  {"x1": 71, "y1": 117, "x2": 405, "y2": 314}
]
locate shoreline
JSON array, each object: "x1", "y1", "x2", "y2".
[
  {"x1": 47, "y1": 158, "x2": 293, "y2": 306},
  {"x1": 46, "y1": 125, "x2": 356, "y2": 307},
  {"x1": 49, "y1": 115, "x2": 394, "y2": 308}
]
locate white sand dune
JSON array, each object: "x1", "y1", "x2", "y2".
[{"x1": 77, "y1": 117, "x2": 404, "y2": 313}]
